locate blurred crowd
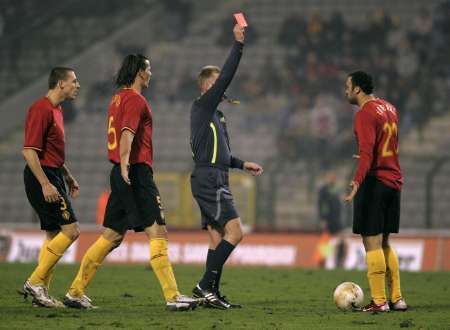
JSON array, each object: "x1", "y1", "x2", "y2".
[
  {"x1": 254, "y1": 4, "x2": 449, "y2": 166},
  {"x1": 152, "y1": 2, "x2": 450, "y2": 167},
  {"x1": 2, "y1": 1, "x2": 449, "y2": 166}
]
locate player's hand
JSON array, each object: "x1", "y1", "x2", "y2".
[
  {"x1": 243, "y1": 161, "x2": 263, "y2": 176},
  {"x1": 121, "y1": 164, "x2": 131, "y2": 185},
  {"x1": 344, "y1": 181, "x2": 359, "y2": 203},
  {"x1": 352, "y1": 154, "x2": 360, "y2": 159},
  {"x1": 233, "y1": 24, "x2": 245, "y2": 43},
  {"x1": 42, "y1": 182, "x2": 61, "y2": 203},
  {"x1": 65, "y1": 175, "x2": 80, "y2": 198}
]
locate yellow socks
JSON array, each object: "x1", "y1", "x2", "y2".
[
  {"x1": 384, "y1": 246, "x2": 402, "y2": 303},
  {"x1": 68, "y1": 236, "x2": 114, "y2": 297},
  {"x1": 149, "y1": 238, "x2": 180, "y2": 302},
  {"x1": 366, "y1": 249, "x2": 387, "y2": 305},
  {"x1": 38, "y1": 239, "x2": 54, "y2": 288},
  {"x1": 29, "y1": 233, "x2": 72, "y2": 285}
]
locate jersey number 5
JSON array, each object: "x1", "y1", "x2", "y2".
[
  {"x1": 382, "y1": 122, "x2": 398, "y2": 157},
  {"x1": 108, "y1": 116, "x2": 117, "y2": 150}
]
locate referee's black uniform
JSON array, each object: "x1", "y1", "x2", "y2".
[{"x1": 190, "y1": 41, "x2": 244, "y2": 230}]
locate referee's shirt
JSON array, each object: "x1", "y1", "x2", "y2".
[{"x1": 190, "y1": 41, "x2": 244, "y2": 171}]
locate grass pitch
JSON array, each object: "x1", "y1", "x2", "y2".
[{"x1": 0, "y1": 263, "x2": 449, "y2": 329}]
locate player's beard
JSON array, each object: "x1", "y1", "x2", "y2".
[{"x1": 347, "y1": 95, "x2": 357, "y2": 105}]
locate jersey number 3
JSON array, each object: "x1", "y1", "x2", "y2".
[
  {"x1": 382, "y1": 122, "x2": 398, "y2": 157},
  {"x1": 108, "y1": 116, "x2": 117, "y2": 150}
]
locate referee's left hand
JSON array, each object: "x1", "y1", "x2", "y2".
[
  {"x1": 243, "y1": 161, "x2": 263, "y2": 176},
  {"x1": 65, "y1": 175, "x2": 80, "y2": 198},
  {"x1": 344, "y1": 181, "x2": 358, "y2": 203}
]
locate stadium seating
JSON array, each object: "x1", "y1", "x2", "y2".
[{"x1": 0, "y1": 0, "x2": 449, "y2": 230}]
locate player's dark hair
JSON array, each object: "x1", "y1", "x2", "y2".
[
  {"x1": 348, "y1": 71, "x2": 374, "y2": 94},
  {"x1": 115, "y1": 54, "x2": 149, "y2": 87},
  {"x1": 48, "y1": 67, "x2": 74, "y2": 89},
  {"x1": 198, "y1": 65, "x2": 221, "y2": 88}
]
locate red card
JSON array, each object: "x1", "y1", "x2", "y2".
[{"x1": 234, "y1": 12, "x2": 248, "y2": 27}]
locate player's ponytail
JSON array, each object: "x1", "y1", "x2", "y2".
[{"x1": 115, "y1": 54, "x2": 149, "y2": 88}]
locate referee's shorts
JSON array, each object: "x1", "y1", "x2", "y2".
[{"x1": 190, "y1": 166, "x2": 239, "y2": 230}]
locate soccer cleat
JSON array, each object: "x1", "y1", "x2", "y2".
[
  {"x1": 390, "y1": 298, "x2": 408, "y2": 311},
  {"x1": 192, "y1": 285, "x2": 230, "y2": 310},
  {"x1": 43, "y1": 287, "x2": 66, "y2": 308},
  {"x1": 23, "y1": 280, "x2": 57, "y2": 308},
  {"x1": 63, "y1": 293, "x2": 97, "y2": 309},
  {"x1": 18, "y1": 286, "x2": 64, "y2": 308},
  {"x1": 217, "y1": 293, "x2": 242, "y2": 309},
  {"x1": 361, "y1": 300, "x2": 390, "y2": 312},
  {"x1": 32, "y1": 297, "x2": 66, "y2": 308},
  {"x1": 166, "y1": 294, "x2": 200, "y2": 311}
]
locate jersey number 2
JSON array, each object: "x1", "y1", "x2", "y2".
[
  {"x1": 108, "y1": 116, "x2": 117, "y2": 150},
  {"x1": 382, "y1": 122, "x2": 398, "y2": 157}
]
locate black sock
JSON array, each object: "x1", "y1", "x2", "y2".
[
  {"x1": 205, "y1": 249, "x2": 221, "y2": 292},
  {"x1": 206, "y1": 249, "x2": 214, "y2": 270},
  {"x1": 199, "y1": 240, "x2": 235, "y2": 291},
  {"x1": 199, "y1": 249, "x2": 216, "y2": 290},
  {"x1": 214, "y1": 267, "x2": 223, "y2": 293}
]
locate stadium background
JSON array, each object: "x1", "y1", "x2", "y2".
[{"x1": 0, "y1": 0, "x2": 449, "y2": 272}]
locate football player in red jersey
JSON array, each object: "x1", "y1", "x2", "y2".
[
  {"x1": 344, "y1": 71, "x2": 407, "y2": 313},
  {"x1": 64, "y1": 54, "x2": 199, "y2": 311},
  {"x1": 22, "y1": 67, "x2": 81, "y2": 308}
]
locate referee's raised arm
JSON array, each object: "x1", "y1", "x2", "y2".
[{"x1": 197, "y1": 24, "x2": 245, "y2": 112}]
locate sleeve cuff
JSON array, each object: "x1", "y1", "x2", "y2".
[
  {"x1": 23, "y1": 146, "x2": 43, "y2": 152},
  {"x1": 121, "y1": 127, "x2": 136, "y2": 134},
  {"x1": 230, "y1": 156, "x2": 244, "y2": 169}
]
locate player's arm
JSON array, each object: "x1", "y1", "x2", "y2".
[
  {"x1": 23, "y1": 106, "x2": 60, "y2": 203},
  {"x1": 119, "y1": 97, "x2": 142, "y2": 185},
  {"x1": 198, "y1": 24, "x2": 245, "y2": 113},
  {"x1": 22, "y1": 148, "x2": 60, "y2": 203},
  {"x1": 345, "y1": 112, "x2": 376, "y2": 202},
  {"x1": 62, "y1": 164, "x2": 80, "y2": 198},
  {"x1": 119, "y1": 129, "x2": 134, "y2": 185}
]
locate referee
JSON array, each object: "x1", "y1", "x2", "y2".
[{"x1": 190, "y1": 24, "x2": 263, "y2": 309}]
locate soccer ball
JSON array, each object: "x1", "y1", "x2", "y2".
[{"x1": 333, "y1": 282, "x2": 364, "y2": 311}]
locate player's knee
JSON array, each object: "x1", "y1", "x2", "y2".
[
  {"x1": 144, "y1": 224, "x2": 168, "y2": 240},
  {"x1": 102, "y1": 229, "x2": 124, "y2": 248},
  {"x1": 110, "y1": 236, "x2": 123, "y2": 249},
  {"x1": 63, "y1": 227, "x2": 80, "y2": 242}
]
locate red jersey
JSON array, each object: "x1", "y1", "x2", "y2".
[
  {"x1": 107, "y1": 88, "x2": 154, "y2": 167},
  {"x1": 23, "y1": 97, "x2": 65, "y2": 168},
  {"x1": 353, "y1": 98, "x2": 403, "y2": 190}
]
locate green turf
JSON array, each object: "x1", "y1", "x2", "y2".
[{"x1": 0, "y1": 263, "x2": 449, "y2": 329}]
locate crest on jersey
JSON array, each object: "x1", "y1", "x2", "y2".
[{"x1": 62, "y1": 210, "x2": 71, "y2": 221}]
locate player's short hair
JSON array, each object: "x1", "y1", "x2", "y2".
[
  {"x1": 115, "y1": 54, "x2": 149, "y2": 87},
  {"x1": 348, "y1": 71, "x2": 374, "y2": 94},
  {"x1": 48, "y1": 67, "x2": 75, "y2": 89},
  {"x1": 197, "y1": 65, "x2": 220, "y2": 88}
]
